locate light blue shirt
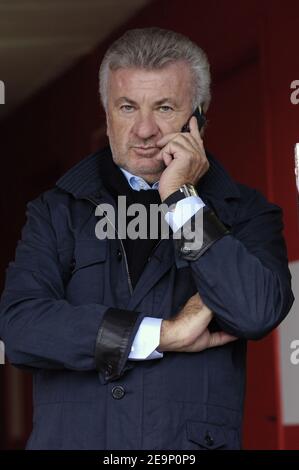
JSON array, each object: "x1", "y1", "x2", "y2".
[{"x1": 120, "y1": 167, "x2": 159, "y2": 191}]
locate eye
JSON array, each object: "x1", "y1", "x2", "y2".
[
  {"x1": 120, "y1": 105, "x2": 135, "y2": 112},
  {"x1": 159, "y1": 105, "x2": 173, "y2": 112}
]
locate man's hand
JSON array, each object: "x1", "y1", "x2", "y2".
[
  {"x1": 156, "y1": 116, "x2": 209, "y2": 201},
  {"x1": 158, "y1": 293, "x2": 237, "y2": 353}
]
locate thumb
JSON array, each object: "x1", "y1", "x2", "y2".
[{"x1": 208, "y1": 332, "x2": 238, "y2": 348}]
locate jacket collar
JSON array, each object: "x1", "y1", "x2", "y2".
[
  {"x1": 56, "y1": 147, "x2": 108, "y2": 200},
  {"x1": 198, "y1": 152, "x2": 240, "y2": 201},
  {"x1": 56, "y1": 145, "x2": 241, "y2": 202}
]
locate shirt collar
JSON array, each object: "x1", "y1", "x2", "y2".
[{"x1": 119, "y1": 167, "x2": 159, "y2": 191}]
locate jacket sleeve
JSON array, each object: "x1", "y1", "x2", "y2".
[
  {"x1": 175, "y1": 187, "x2": 294, "y2": 340},
  {"x1": 0, "y1": 194, "x2": 145, "y2": 380}
]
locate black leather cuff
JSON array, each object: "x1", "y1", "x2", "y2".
[
  {"x1": 95, "y1": 308, "x2": 139, "y2": 382},
  {"x1": 175, "y1": 206, "x2": 230, "y2": 261},
  {"x1": 163, "y1": 190, "x2": 186, "y2": 208}
]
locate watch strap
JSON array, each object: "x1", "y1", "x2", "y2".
[
  {"x1": 163, "y1": 190, "x2": 186, "y2": 208},
  {"x1": 163, "y1": 184, "x2": 198, "y2": 209}
]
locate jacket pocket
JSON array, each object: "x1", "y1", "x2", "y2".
[
  {"x1": 72, "y1": 239, "x2": 107, "y2": 273},
  {"x1": 186, "y1": 420, "x2": 238, "y2": 450},
  {"x1": 65, "y1": 239, "x2": 108, "y2": 304}
]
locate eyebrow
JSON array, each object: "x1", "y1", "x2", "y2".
[{"x1": 115, "y1": 96, "x2": 178, "y2": 106}]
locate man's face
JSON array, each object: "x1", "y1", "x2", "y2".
[{"x1": 106, "y1": 61, "x2": 193, "y2": 183}]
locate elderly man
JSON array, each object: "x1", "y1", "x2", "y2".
[{"x1": 0, "y1": 27, "x2": 294, "y2": 450}]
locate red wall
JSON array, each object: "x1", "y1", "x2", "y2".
[
  {"x1": 0, "y1": 0, "x2": 298, "y2": 449},
  {"x1": 259, "y1": 1, "x2": 299, "y2": 449}
]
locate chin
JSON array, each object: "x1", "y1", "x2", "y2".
[{"x1": 133, "y1": 158, "x2": 164, "y2": 178}]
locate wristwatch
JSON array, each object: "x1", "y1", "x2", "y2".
[{"x1": 163, "y1": 183, "x2": 198, "y2": 208}]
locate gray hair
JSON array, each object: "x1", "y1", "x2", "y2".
[{"x1": 99, "y1": 27, "x2": 211, "y2": 113}]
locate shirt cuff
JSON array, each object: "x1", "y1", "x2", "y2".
[
  {"x1": 129, "y1": 317, "x2": 163, "y2": 361},
  {"x1": 164, "y1": 196, "x2": 205, "y2": 232}
]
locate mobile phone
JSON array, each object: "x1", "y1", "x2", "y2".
[{"x1": 181, "y1": 105, "x2": 206, "y2": 133}]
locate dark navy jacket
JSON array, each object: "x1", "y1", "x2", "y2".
[{"x1": 0, "y1": 147, "x2": 294, "y2": 450}]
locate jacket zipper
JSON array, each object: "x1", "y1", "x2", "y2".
[{"x1": 85, "y1": 197, "x2": 133, "y2": 296}]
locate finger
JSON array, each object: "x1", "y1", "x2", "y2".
[
  {"x1": 160, "y1": 139, "x2": 195, "y2": 160},
  {"x1": 188, "y1": 292, "x2": 203, "y2": 306},
  {"x1": 162, "y1": 152, "x2": 173, "y2": 167},
  {"x1": 156, "y1": 148, "x2": 173, "y2": 166},
  {"x1": 189, "y1": 116, "x2": 203, "y2": 143},
  {"x1": 208, "y1": 332, "x2": 238, "y2": 348},
  {"x1": 157, "y1": 132, "x2": 200, "y2": 152},
  {"x1": 156, "y1": 133, "x2": 181, "y2": 147},
  {"x1": 190, "y1": 292, "x2": 201, "y2": 300}
]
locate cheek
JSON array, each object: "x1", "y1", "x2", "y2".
[
  {"x1": 108, "y1": 122, "x2": 132, "y2": 153},
  {"x1": 116, "y1": 124, "x2": 132, "y2": 145},
  {"x1": 155, "y1": 116, "x2": 180, "y2": 135},
  {"x1": 109, "y1": 115, "x2": 125, "y2": 134}
]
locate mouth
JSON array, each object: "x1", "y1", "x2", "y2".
[{"x1": 132, "y1": 146, "x2": 159, "y2": 157}]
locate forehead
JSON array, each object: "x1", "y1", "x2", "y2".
[{"x1": 107, "y1": 61, "x2": 193, "y2": 103}]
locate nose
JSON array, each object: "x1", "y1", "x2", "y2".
[{"x1": 131, "y1": 111, "x2": 159, "y2": 140}]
